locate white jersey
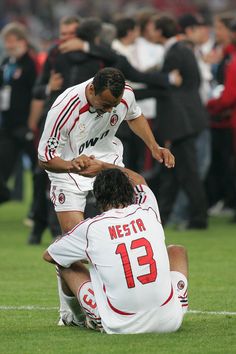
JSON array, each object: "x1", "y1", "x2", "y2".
[
  {"x1": 38, "y1": 79, "x2": 142, "y2": 191},
  {"x1": 48, "y1": 185, "x2": 174, "y2": 333}
]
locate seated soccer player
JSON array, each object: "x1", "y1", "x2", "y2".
[{"x1": 43, "y1": 158, "x2": 188, "y2": 333}]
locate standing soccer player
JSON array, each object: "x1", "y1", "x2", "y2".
[{"x1": 43, "y1": 161, "x2": 188, "y2": 334}]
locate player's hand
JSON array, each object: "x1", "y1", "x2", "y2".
[
  {"x1": 59, "y1": 38, "x2": 85, "y2": 53},
  {"x1": 151, "y1": 144, "x2": 175, "y2": 168},
  {"x1": 71, "y1": 155, "x2": 94, "y2": 173},
  {"x1": 78, "y1": 158, "x2": 104, "y2": 177}
]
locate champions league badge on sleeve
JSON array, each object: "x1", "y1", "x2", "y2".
[
  {"x1": 110, "y1": 114, "x2": 118, "y2": 126},
  {"x1": 47, "y1": 137, "x2": 59, "y2": 151}
]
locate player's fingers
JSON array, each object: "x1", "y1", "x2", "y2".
[{"x1": 163, "y1": 149, "x2": 175, "y2": 168}]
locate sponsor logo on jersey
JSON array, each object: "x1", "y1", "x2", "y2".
[
  {"x1": 78, "y1": 129, "x2": 110, "y2": 154},
  {"x1": 58, "y1": 192, "x2": 65, "y2": 204},
  {"x1": 110, "y1": 114, "x2": 118, "y2": 126}
]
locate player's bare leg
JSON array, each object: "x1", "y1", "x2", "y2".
[
  {"x1": 167, "y1": 245, "x2": 189, "y2": 312},
  {"x1": 56, "y1": 210, "x2": 85, "y2": 325},
  {"x1": 59, "y1": 263, "x2": 102, "y2": 330},
  {"x1": 56, "y1": 210, "x2": 84, "y2": 233},
  {"x1": 56, "y1": 263, "x2": 90, "y2": 326},
  {"x1": 167, "y1": 245, "x2": 188, "y2": 278}
]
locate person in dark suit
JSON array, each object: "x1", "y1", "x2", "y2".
[
  {"x1": 0, "y1": 22, "x2": 37, "y2": 204},
  {"x1": 153, "y1": 16, "x2": 208, "y2": 229}
]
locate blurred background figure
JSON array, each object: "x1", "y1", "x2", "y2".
[
  {"x1": 27, "y1": 15, "x2": 81, "y2": 244},
  {"x1": 0, "y1": 22, "x2": 37, "y2": 204},
  {"x1": 152, "y1": 15, "x2": 208, "y2": 229},
  {"x1": 205, "y1": 15, "x2": 236, "y2": 219},
  {"x1": 167, "y1": 13, "x2": 213, "y2": 229}
]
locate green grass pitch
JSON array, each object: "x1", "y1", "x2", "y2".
[{"x1": 0, "y1": 173, "x2": 236, "y2": 354}]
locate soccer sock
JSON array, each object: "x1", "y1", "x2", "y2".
[
  {"x1": 56, "y1": 267, "x2": 72, "y2": 316},
  {"x1": 171, "y1": 271, "x2": 188, "y2": 314},
  {"x1": 62, "y1": 292, "x2": 85, "y2": 325},
  {"x1": 77, "y1": 280, "x2": 101, "y2": 324}
]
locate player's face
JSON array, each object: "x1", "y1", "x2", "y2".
[{"x1": 88, "y1": 86, "x2": 123, "y2": 115}]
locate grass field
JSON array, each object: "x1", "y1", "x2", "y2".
[{"x1": 0, "y1": 173, "x2": 236, "y2": 354}]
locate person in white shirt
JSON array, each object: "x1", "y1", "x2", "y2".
[{"x1": 43, "y1": 159, "x2": 188, "y2": 334}]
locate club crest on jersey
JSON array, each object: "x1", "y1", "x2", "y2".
[
  {"x1": 58, "y1": 192, "x2": 65, "y2": 204},
  {"x1": 47, "y1": 137, "x2": 59, "y2": 151},
  {"x1": 177, "y1": 280, "x2": 185, "y2": 290},
  {"x1": 110, "y1": 114, "x2": 118, "y2": 126}
]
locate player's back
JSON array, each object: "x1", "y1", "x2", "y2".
[{"x1": 86, "y1": 202, "x2": 172, "y2": 314}]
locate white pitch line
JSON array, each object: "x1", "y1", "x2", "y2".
[
  {"x1": 0, "y1": 306, "x2": 57, "y2": 310},
  {"x1": 188, "y1": 310, "x2": 236, "y2": 316},
  {"x1": 0, "y1": 306, "x2": 236, "y2": 316}
]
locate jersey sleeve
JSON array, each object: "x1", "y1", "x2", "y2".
[
  {"x1": 134, "y1": 184, "x2": 161, "y2": 222},
  {"x1": 38, "y1": 89, "x2": 80, "y2": 162},
  {"x1": 47, "y1": 220, "x2": 89, "y2": 268},
  {"x1": 123, "y1": 85, "x2": 142, "y2": 121}
]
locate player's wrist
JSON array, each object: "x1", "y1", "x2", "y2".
[{"x1": 67, "y1": 159, "x2": 75, "y2": 173}]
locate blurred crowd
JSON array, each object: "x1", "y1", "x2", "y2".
[{"x1": 0, "y1": 3, "x2": 236, "y2": 243}]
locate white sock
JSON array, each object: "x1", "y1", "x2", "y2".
[
  {"x1": 62, "y1": 293, "x2": 85, "y2": 325},
  {"x1": 56, "y1": 268, "x2": 72, "y2": 316}
]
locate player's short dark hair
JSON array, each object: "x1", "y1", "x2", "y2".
[
  {"x1": 154, "y1": 16, "x2": 178, "y2": 38},
  {"x1": 92, "y1": 67, "x2": 125, "y2": 98},
  {"x1": 114, "y1": 17, "x2": 137, "y2": 39},
  {"x1": 93, "y1": 169, "x2": 134, "y2": 211}
]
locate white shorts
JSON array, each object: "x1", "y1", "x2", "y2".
[
  {"x1": 79, "y1": 270, "x2": 188, "y2": 334},
  {"x1": 50, "y1": 185, "x2": 89, "y2": 212}
]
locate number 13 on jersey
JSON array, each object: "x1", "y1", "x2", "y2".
[{"x1": 115, "y1": 237, "x2": 157, "y2": 288}]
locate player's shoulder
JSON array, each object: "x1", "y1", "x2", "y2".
[
  {"x1": 123, "y1": 83, "x2": 134, "y2": 96},
  {"x1": 121, "y1": 83, "x2": 135, "y2": 106},
  {"x1": 66, "y1": 216, "x2": 93, "y2": 236},
  {"x1": 50, "y1": 81, "x2": 89, "y2": 111},
  {"x1": 134, "y1": 184, "x2": 152, "y2": 204}
]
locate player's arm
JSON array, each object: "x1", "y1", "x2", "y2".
[
  {"x1": 127, "y1": 114, "x2": 175, "y2": 168},
  {"x1": 79, "y1": 158, "x2": 160, "y2": 216},
  {"x1": 78, "y1": 158, "x2": 146, "y2": 186},
  {"x1": 37, "y1": 93, "x2": 93, "y2": 173},
  {"x1": 38, "y1": 154, "x2": 94, "y2": 174}
]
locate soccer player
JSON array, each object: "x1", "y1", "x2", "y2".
[
  {"x1": 43, "y1": 159, "x2": 188, "y2": 334},
  {"x1": 38, "y1": 67, "x2": 174, "y2": 232},
  {"x1": 38, "y1": 67, "x2": 175, "y2": 324}
]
